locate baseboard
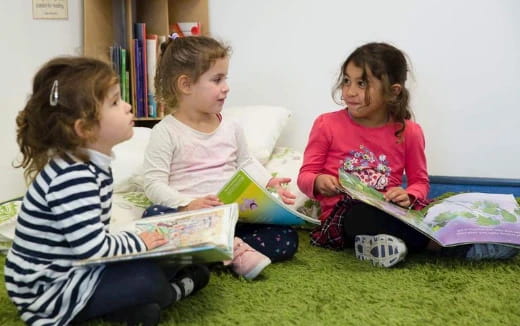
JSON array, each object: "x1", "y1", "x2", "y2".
[{"x1": 429, "y1": 175, "x2": 520, "y2": 198}]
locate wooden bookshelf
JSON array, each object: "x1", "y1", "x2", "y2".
[{"x1": 83, "y1": 0, "x2": 209, "y2": 127}]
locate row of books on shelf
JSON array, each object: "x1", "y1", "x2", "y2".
[{"x1": 109, "y1": 22, "x2": 201, "y2": 119}]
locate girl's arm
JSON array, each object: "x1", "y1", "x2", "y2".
[
  {"x1": 403, "y1": 123, "x2": 430, "y2": 202},
  {"x1": 143, "y1": 124, "x2": 193, "y2": 208},
  {"x1": 49, "y1": 169, "x2": 148, "y2": 260},
  {"x1": 297, "y1": 115, "x2": 335, "y2": 200}
]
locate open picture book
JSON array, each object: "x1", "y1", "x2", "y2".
[
  {"x1": 338, "y1": 169, "x2": 520, "y2": 248},
  {"x1": 74, "y1": 204, "x2": 239, "y2": 267},
  {"x1": 217, "y1": 168, "x2": 319, "y2": 226}
]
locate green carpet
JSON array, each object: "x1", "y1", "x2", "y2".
[{"x1": 1, "y1": 231, "x2": 519, "y2": 326}]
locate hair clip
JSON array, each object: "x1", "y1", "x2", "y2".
[
  {"x1": 49, "y1": 80, "x2": 59, "y2": 106},
  {"x1": 169, "y1": 32, "x2": 179, "y2": 40}
]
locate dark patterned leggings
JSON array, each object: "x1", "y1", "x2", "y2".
[{"x1": 143, "y1": 205, "x2": 299, "y2": 262}]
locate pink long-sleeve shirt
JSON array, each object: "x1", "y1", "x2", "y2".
[{"x1": 298, "y1": 109, "x2": 429, "y2": 221}]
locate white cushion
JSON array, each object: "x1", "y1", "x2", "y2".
[
  {"x1": 222, "y1": 105, "x2": 291, "y2": 164},
  {"x1": 111, "y1": 127, "x2": 151, "y2": 192}
]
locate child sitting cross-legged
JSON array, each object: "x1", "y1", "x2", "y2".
[
  {"x1": 4, "y1": 56, "x2": 209, "y2": 326},
  {"x1": 143, "y1": 34, "x2": 299, "y2": 280},
  {"x1": 298, "y1": 42, "x2": 518, "y2": 267}
]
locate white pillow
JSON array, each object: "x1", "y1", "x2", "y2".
[
  {"x1": 222, "y1": 105, "x2": 291, "y2": 164},
  {"x1": 112, "y1": 127, "x2": 151, "y2": 193}
]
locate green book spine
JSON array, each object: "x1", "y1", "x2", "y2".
[{"x1": 121, "y1": 48, "x2": 127, "y2": 102}]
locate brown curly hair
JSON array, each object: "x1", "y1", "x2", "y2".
[
  {"x1": 154, "y1": 36, "x2": 231, "y2": 114},
  {"x1": 14, "y1": 56, "x2": 118, "y2": 183},
  {"x1": 333, "y1": 42, "x2": 413, "y2": 139}
]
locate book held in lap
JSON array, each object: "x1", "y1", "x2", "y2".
[
  {"x1": 74, "y1": 204, "x2": 238, "y2": 267},
  {"x1": 338, "y1": 169, "x2": 520, "y2": 248}
]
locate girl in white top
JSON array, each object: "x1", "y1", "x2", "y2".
[{"x1": 144, "y1": 35, "x2": 299, "y2": 280}]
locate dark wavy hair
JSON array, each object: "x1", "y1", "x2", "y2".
[
  {"x1": 333, "y1": 42, "x2": 413, "y2": 139},
  {"x1": 14, "y1": 56, "x2": 118, "y2": 183}
]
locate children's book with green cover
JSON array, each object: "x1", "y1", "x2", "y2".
[
  {"x1": 338, "y1": 169, "x2": 520, "y2": 247},
  {"x1": 218, "y1": 169, "x2": 319, "y2": 226},
  {"x1": 73, "y1": 204, "x2": 239, "y2": 267}
]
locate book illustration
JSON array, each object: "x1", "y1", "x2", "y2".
[
  {"x1": 218, "y1": 169, "x2": 320, "y2": 226},
  {"x1": 73, "y1": 204, "x2": 238, "y2": 267},
  {"x1": 240, "y1": 199, "x2": 258, "y2": 211},
  {"x1": 135, "y1": 209, "x2": 226, "y2": 251},
  {"x1": 338, "y1": 169, "x2": 520, "y2": 247}
]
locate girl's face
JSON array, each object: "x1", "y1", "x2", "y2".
[
  {"x1": 88, "y1": 84, "x2": 134, "y2": 155},
  {"x1": 188, "y1": 57, "x2": 230, "y2": 114},
  {"x1": 342, "y1": 61, "x2": 388, "y2": 127}
]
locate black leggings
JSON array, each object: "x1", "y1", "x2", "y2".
[
  {"x1": 342, "y1": 202, "x2": 430, "y2": 253},
  {"x1": 73, "y1": 260, "x2": 175, "y2": 324}
]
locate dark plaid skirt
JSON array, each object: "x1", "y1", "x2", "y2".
[{"x1": 310, "y1": 195, "x2": 356, "y2": 250}]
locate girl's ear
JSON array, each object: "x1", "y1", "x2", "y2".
[
  {"x1": 390, "y1": 84, "x2": 402, "y2": 98},
  {"x1": 177, "y1": 75, "x2": 192, "y2": 95},
  {"x1": 74, "y1": 119, "x2": 96, "y2": 142}
]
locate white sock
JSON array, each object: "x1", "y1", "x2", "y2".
[{"x1": 170, "y1": 277, "x2": 195, "y2": 301}]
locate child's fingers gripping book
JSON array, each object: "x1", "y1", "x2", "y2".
[
  {"x1": 338, "y1": 169, "x2": 520, "y2": 248},
  {"x1": 73, "y1": 204, "x2": 239, "y2": 267},
  {"x1": 217, "y1": 168, "x2": 320, "y2": 226}
]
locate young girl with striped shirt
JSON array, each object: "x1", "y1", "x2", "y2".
[{"x1": 4, "y1": 56, "x2": 209, "y2": 326}]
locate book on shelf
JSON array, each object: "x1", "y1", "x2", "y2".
[
  {"x1": 110, "y1": 45, "x2": 128, "y2": 103},
  {"x1": 73, "y1": 204, "x2": 239, "y2": 267},
  {"x1": 338, "y1": 169, "x2": 520, "y2": 248},
  {"x1": 217, "y1": 168, "x2": 319, "y2": 226},
  {"x1": 146, "y1": 34, "x2": 158, "y2": 118},
  {"x1": 134, "y1": 23, "x2": 148, "y2": 117}
]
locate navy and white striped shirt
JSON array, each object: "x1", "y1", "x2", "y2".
[{"x1": 4, "y1": 150, "x2": 146, "y2": 326}]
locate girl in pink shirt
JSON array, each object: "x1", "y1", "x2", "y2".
[{"x1": 298, "y1": 42, "x2": 517, "y2": 267}]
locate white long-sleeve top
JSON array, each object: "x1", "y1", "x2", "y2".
[{"x1": 143, "y1": 115, "x2": 271, "y2": 208}]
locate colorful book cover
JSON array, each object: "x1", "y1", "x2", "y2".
[
  {"x1": 218, "y1": 169, "x2": 319, "y2": 226},
  {"x1": 338, "y1": 169, "x2": 520, "y2": 247},
  {"x1": 73, "y1": 204, "x2": 239, "y2": 267}
]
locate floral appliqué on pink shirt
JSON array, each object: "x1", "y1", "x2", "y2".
[{"x1": 342, "y1": 145, "x2": 391, "y2": 190}]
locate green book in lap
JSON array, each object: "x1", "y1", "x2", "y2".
[{"x1": 218, "y1": 168, "x2": 319, "y2": 226}]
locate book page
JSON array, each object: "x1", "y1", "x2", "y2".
[
  {"x1": 339, "y1": 170, "x2": 520, "y2": 247},
  {"x1": 423, "y1": 193, "x2": 520, "y2": 246},
  {"x1": 135, "y1": 207, "x2": 228, "y2": 251}
]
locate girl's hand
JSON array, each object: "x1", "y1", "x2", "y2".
[
  {"x1": 267, "y1": 177, "x2": 296, "y2": 205},
  {"x1": 179, "y1": 195, "x2": 223, "y2": 212},
  {"x1": 384, "y1": 187, "x2": 411, "y2": 208},
  {"x1": 139, "y1": 231, "x2": 168, "y2": 250},
  {"x1": 314, "y1": 174, "x2": 341, "y2": 197}
]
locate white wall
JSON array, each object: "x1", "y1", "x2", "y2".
[
  {"x1": 209, "y1": 0, "x2": 520, "y2": 179},
  {"x1": 0, "y1": 1, "x2": 518, "y2": 201},
  {"x1": 0, "y1": 1, "x2": 82, "y2": 200}
]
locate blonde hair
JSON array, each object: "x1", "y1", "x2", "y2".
[
  {"x1": 154, "y1": 36, "x2": 231, "y2": 113},
  {"x1": 14, "y1": 56, "x2": 118, "y2": 183}
]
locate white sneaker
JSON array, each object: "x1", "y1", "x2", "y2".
[{"x1": 355, "y1": 234, "x2": 407, "y2": 268}]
